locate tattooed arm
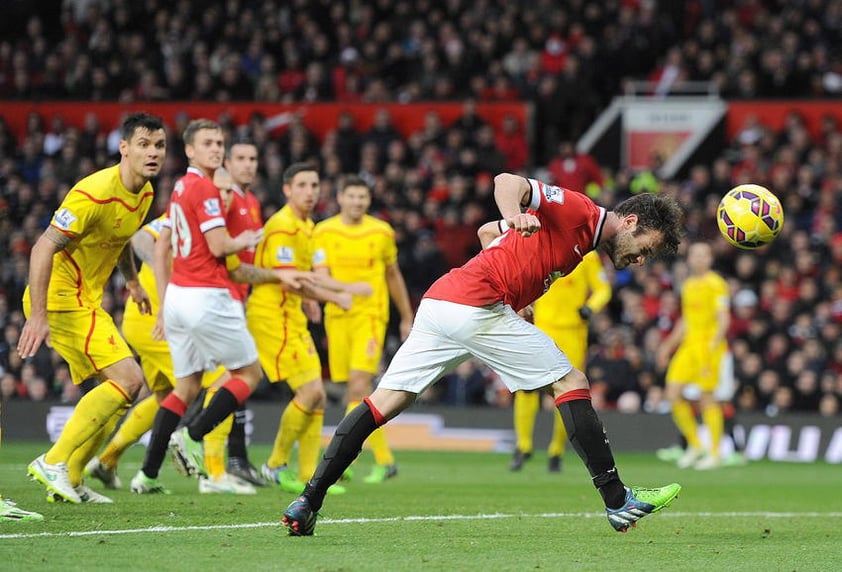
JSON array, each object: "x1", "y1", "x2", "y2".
[
  {"x1": 118, "y1": 241, "x2": 151, "y2": 315},
  {"x1": 17, "y1": 227, "x2": 72, "y2": 358}
]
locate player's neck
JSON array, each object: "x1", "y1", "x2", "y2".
[
  {"x1": 340, "y1": 213, "x2": 363, "y2": 225},
  {"x1": 118, "y1": 162, "x2": 147, "y2": 194},
  {"x1": 190, "y1": 164, "x2": 216, "y2": 179},
  {"x1": 288, "y1": 203, "x2": 311, "y2": 220}
]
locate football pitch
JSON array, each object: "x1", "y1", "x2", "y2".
[{"x1": 1, "y1": 442, "x2": 839, "y2": 571}]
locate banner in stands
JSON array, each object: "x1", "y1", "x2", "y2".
[
  {"x1": 3, "y1": 401, "x2": 840, "y2": 463},
  {"x1": 0, "y1": 101, "x2": 529, "y2": 144},
  {"x1": 727, "y1": 100, "x2": 842, "y2": 141}
]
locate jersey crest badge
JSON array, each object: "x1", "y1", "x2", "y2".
[
  {"x1": 53, "y1": 207, "x2": 77, "y2": 230},
  {"x1": 312, "y1": 248, "x2": 326, "y2": 265},
  {"x1": 203, "y1": 198, "x2": 222, "y2": 216}
]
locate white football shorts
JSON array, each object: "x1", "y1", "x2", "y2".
[
  {"x1": 164, "y1": 284, "x2": 258, "y2": 378},
  {"x1": 378, "y1": 298, "x2": 573, "y2": 394}
]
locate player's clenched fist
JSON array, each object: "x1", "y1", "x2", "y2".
[{"x1": 506, "y1": 213, "x2": 541, "y2": 238}]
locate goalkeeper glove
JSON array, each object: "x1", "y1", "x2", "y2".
[{"x1": 578, "y1": 306, "x2": 593, "y2": 321}]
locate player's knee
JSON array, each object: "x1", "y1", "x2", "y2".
[
  {"x1": 551, "y1": 368, "x2": 589, "y2": 397},
  {"x1": 296, "y1": 380, "x2": 326, "y2": 409}
]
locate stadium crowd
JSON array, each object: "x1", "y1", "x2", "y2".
[{"x1": 1, "y1": 0, "x2": 841, "y2": 419}]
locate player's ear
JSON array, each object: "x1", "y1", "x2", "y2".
[
  {"x1": 623, "y1": 213, "x2": 638, "y2": 229},
  {"x1": 119, "y1": 138, "x2": 128, "y2": 158}
]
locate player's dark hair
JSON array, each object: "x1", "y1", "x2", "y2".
[
  {"x1": 120, "y1": 112, "x2": 164, "y2": 141},
  {"x1": 182, "y1": 119, "x2": 221, "y2": 146},
  {"x1": 225, "y1": 136, "x2": 258, "y2": 159},
  {"x1": 340, "y1": 174, "x2": 370, "y2": 193},
  {"x1": 283, "y1": 162, "x2": 318, "y2": 184},
  {"x1": 614, "y1": 192, "x2": 684, "y2": 256}
]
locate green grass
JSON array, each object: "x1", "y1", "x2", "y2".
[{"x1": 1, "y1": 442, "x2": 840, "y2": 571}]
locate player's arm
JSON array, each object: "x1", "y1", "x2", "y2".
[
  {"x1": 117, "y1": 243, "x2": 151, "y2": 315},
  {"x1": 656, "y1": 317, "x2": 685, "y2": 369},
  {"x1": 712, "y1": 294, "x2": 731, "y2": 351},
  {"x1": 17, "y1": 227, "x2": 72, "y2": 357},
  {"x1": 151, "y1": 225, "x2": 173, "y2": 340},
  {"x1": 307, "y1": 270, "x2": 373, "y2": 298},
  {"x1": 385, "y1": 262, "x2": 414, "y2": 340},
  {"x1": 228, "y1": 257, "x2": 314, "y2": 289},
  {"x1": 204, "y1": 226, "x2": 262, "y2": 258},
  {"x1": 493, "y1": 173, "x2": 540, "y2": 237},
  {"x1": 580, "y1": 255, "x2": 612, "y2": 320},
  {"x1": 131, "y1": 229, "x2": 156, "y2": 265},
  {"x1": 296, "y1": 271, "x2": 354, "y2": 311}
]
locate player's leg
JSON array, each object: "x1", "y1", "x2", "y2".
[
  {"x1": 30, "y1": 311, "x2": 142, "y2": 504},
  {"x1": 665, "y1": 345, "x2": 704, "y2": 468},
  {"x1": 283, "y1": 300, "x2": 469, "y2": 535},
  {"x1": 548, "y1": 328, "x2": 586, "y2": 473},
  {"x1": 694, "y1": 346, "x2": 726, "y2": 469},
  {"x1": 226, "y1": 405, "x2": 265, "y2": 486},
  {"x1": 511, "y1": 390, "x2": 538, "y2": 470}
]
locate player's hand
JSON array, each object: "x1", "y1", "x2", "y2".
[
  {"x1": 655, "y1": 347, "x2": 670, "y2": 370},
  {"x1": 505, "y1": 213, "x2": 540, "y2": 238},
  {"x1": 274, "y1": 269, "x2": 311, "y2": 291},
  {"x1": 346, "y1": 281, "x2": 373, "y2": 297},
  {"x1": 233, "y1": 229, "x2": 263, "y2": 251},
  {"x1": 517, "y1": 304, "x2": 535, "y2": 323},
  {"x1": 152, "y1": 309, "x2": 166, "y2": 341},
  {"x1": 17, "y1": 313, "x2": 51, "y2": 358},
  {"x1": 334, "y1": 292, "x2": 353, "y2": 311},
  {"x1": 303, "y1": 299, "x2": 322, "y2": 323},
  {"x1": 127, "y1": 281, "x2": 152, "y2": 315},
  {"x1": 399, "y1": 317, "x2": 413, "y2": 341}
]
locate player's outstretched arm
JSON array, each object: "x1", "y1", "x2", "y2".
[
  {"x1": 18, "y1": 227, "x2": 70, "y2": 358},
  {"x1": 205, "y1": 227, "x2": 262, "y2": 258},
  {"x1": 308, "y1": 271, "x2": 373, "y2": 297}
]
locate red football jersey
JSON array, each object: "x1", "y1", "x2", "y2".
[
  {"x1": 226, "y1": 186, "x2": 263, "y2": 300},
  {"x1": 424, "y1": 178, "x2": 607, "y2": 312},
  {"x1": 168, "y1": 168, "x2": 231, "y2": 290}
]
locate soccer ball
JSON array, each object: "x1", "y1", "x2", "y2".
[{"x1": 716, "y1": 184, "x2": 784, "y2": 249}]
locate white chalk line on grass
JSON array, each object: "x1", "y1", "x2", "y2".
[{"x1": 2, "y1": 511, "x2": 842, "y2": 540}]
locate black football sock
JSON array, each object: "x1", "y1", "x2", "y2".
[
  {"x1": 304, "y1": 402, "x2": 379, "y2": 512},
  {"x1": 557, "y1": 393, "x2": 626, "y2": 509},
  {"x1": 227, "y1": 404, "x2": 248, "y2": 460},
  {"x1": 187, "y1": 387, "x2": 238, "y2": 441},
  {"x1": 142, "y1": 401, "x2": 184, "y2": 479}
]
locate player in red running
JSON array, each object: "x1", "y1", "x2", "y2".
[{"x1": 284, "y1": 173, "x2": 685, "y2": 535}]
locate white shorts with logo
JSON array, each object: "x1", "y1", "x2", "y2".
[
  {"x1": 164, "y1": 284, "x2": 258, "y2": 378},
  {"x1": 378, "y1": 298, "x2": 573, "y2": 394}
]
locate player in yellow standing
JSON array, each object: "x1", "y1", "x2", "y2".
[
  {"x1": 510, "y1": 250, "x2": 611, "y2": 472},
  {"x1": 657, "y1": 242, "x2": 730, "y2": 470},
  {"x1": 18, "y1": 112, "x2": 166, "y2": 503},
  {"x1": 249, "y1": 163, "x2": 371, "y2": 493},
  {"x1": 313, "y1": 175, "x2": 414, "y2": 483}
]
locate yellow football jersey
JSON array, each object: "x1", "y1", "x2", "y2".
[
  {"x1": 680, "y1": 271, "x2": 729, "y2": 343},
  {"x1": 24, "y1": 165, "x2": 154, "y2": 311},
  {"x1": 248, "y1": 205, "x2": 313, "y2": 331},
  {"x1": 534, "y1": 251, "x2": 611, "y2": 329},
  {"x1": 313, "y1": 214, "x2": 397, "y2": 319}
]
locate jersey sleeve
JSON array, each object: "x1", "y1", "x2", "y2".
[
  {"x1": 50, "y1": 190, "x2": 99, "y2": 238},
  {"x1": 382, "y1": 226, "x2": 398, "y2": 266},
  {"x1": 142, "y1": 214, "x2": 168, "y2": 240}
]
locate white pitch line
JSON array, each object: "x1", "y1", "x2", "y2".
[{"x1": 2, "y1": 511, "x2": 841, "y2": 540}]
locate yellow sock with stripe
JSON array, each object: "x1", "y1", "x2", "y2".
[
  {"x1": 45, "y1": 380, "x2": 132, "y2": 465},
  {"x1": 346, "y1": 401, "x2": 394, "y2": 466},
  {"x1": 267, "y1": 399, "x2": 311, "y2": 468},
  {"x1": 202, "y1": 388, "x2": 233, "y2": 478},
  {"x1": 702, "y1": 403, "x2": 724, "y2": 460},
  {"x1": 297, "y1": 408, "x2": 323, "y2": 481},
  {"x1": 513, "y1": 391, "x2": 539, "y2": 454},
  {"x1": 68, "y1": 412, "x2": 121, "y2": 487},
  {"x1": 547, "y1": 408, "x2": 567, "y2": 458},
  {"x1": 672, "y1": 399, "x2": 702, "y2": 449},
  {"x1": 99, "y1": 394, "x2": 159, "y2": 470}
]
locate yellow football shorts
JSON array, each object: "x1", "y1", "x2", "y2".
[
  {"x1": 247, "y1": 313, "x2": 321, "y2": 390},
  {"x1": 536, "y1": 322, "x2": 588, "y2": 372},
  {"x1": 324, "y1": 312, "x2": 387, "y2": 382},
  {"x1": 666, "y1": 341, "x2": 726, "y2": 392},
  {"x1": 40, "y1": 307, "x2": 134, "y2": 385}
]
